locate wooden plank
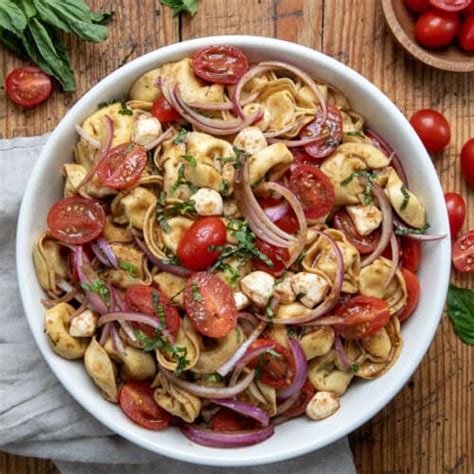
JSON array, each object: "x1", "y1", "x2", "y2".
[
  {"x1": 0, "y1": 0, "x2": 179, "y2": 138},
  {"x1": 0, "y1": 452, "x2": 59, "y2": 474},
  {"x1": 321, "y1": 1, "x2": 473, "y2": 473}
]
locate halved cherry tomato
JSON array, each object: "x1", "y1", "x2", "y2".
[
  {"x1": 445, "y1": 192, "x2": 466, "y2": 238},
  {"x1": 177, "y1": 217, "x2": 227, "y2": 271},
  {"x1": 209, "y1": 408, "x2": 258, "y2": 431},
  {"x1": 332, "y1": 209, "x2": 381, "y2": 255},
  {"x1": 383, "y1": 237, "x2": 421, "y2": 272},
  {"x1": 184, "y1": 272, "x2": 237, "y2": 338},
  {"x1": 248, "y1": 339, "x2": 296, "y2": 389},
  {"x1": 151, "y1": 95, "x2": 180, "y2": 122},
  {"x1": 192, "y1": 45, "x2": 249, "y2": 85},
  {"x1": 461, "y1": 138, "x2": 474, "y2": 187},
  {"x1": 124, "y1": 285, "x2": 181, "y2": 337},
  {"x1": 96, "y1": 143, "x2": 147, "y2": 189},
  {"x1": 429, "y1": 0, "x2": 471, "y2": 11},
  {"x1": 415, "y1": 9, "x2": 460, "y2": 48},
  {"x1": 252, "y1": 238, "x2": 289, "y2": 277},
  {"x1": 289, "y1": 165, "x2": 335, "y2": 219},
  {"x1": 291, "y1": 148, "x2": 320, "y2": 167},
  {"x1": 119, "y1": 381, "x2": 171, "y2": 430},
  {"x1": 397, "y1": 269, "x2": 421, "y2": 322},
  {"x1": 404, "y1": 0, "x2": 431, "y2": 12},
  {"x1": 278, "y1": 379, "x2": 315, "y2": 420},
  {"x1": 452, "y1": 230, "x2": 474, "y2": 272},
  {"x1": 459, "y1": 15, "x2": 474, "y2": 51},
  {"x1": 334, "y1": 296, "x2": 391, "y2": 340},
  {"x1": 461, "y1": 2, "x2": 474, "y2": 14},
  {"x1": 258, "y1": 197, "x2": 299, "y2": 234},
  {"x1": 5, "y1": 67, "x2": 52, "y2": 108},
  {"x1": 409, "y1": 109, "x2": 451, "y2": 151},
  {"x1": 47, "y1": 196, "x2": 105, "y2": 244},
  {"x1": 301, "y1": 105, "x2": 343, "y2": 159}
]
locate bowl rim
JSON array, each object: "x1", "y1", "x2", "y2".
[{"x1": 16, "y1": 35, "x2": 451, "y2": 467}]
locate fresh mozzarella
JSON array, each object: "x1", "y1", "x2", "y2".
[
  {"x1": 190, "y1": 188, "x2": 224, "y2": 216},
  {"x1": 133, "y1": 115, "x2": 162, "y2": 147},
  {"x1": 291, "y1": 272, "x2": 329, "y2": 309},
  {"x1": 240, "y1": 271, "x2": 275, "y2": 307},
  {"x1": 346, "y1": 204, "x2": 382, "y2": 236},
  {"x1": 69, "y1": 310, "x2": 98, "y2": 337}
]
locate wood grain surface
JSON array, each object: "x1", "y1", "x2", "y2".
[{"x1": 1, "y1": 1, "x2": 473, "y2": 473}]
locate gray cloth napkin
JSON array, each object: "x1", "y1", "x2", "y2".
[{"x1": 0, "y1": 135, "x2": 356, "y2": 474}]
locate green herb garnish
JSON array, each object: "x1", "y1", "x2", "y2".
[
  {"x1": 394, "y1": 223, "x2": 430, "y2": 236},
  {"x1": 265, "y1": 302, "x2": 274, "y2": 320},
  {"x1": 220, "y1": 179, "x2": 229, "y2": 194},
  {"x1": 236, "y1": 327, "x2": 242, "y2": 344},
  {"x1": 156, "y1": 192, "x2": 171, "y2": 233},
  {"x1": 171, "y1": 165, "x2": 197, "y2": 193},
  {"x1": 346, "y1": 130, "x2": 365, "y2": 139},
  {"x1": 447, "y1": 284, "x2": 474, "y2": 346},
  {"x1": 192, "y1": 282, "x2": 202, "y2": 302},
  {"x1": 174, "y1": 129, "x2": 188, "y2": 144},
  {"x1": 159, "y1": 0, "x2": 199, "y2": 17},
  {"x1": 118, "y1": 102, "x2": 133, "y2": 116},
  {"x1": 341, "y1": 170, "x2": 376, "y2": 206},
  {"x1": 80, "y1": 279, "x2": 111, "y2": 307},
  {"x1": 351, "y1": 362, "x2": 360, "y2": 374},
  {"x1": 217, "y1": 262, "x2": 241, "y2": 287},
  {"x1": 400, "y1": 185, "x2": 410, "y2": 211},
  {"x1": 182, "y1": 155, "x2": 197, "y2": 167},
  {"x1": 201, "y1": 373, "x2": 224, "y2": 383},
  {"x1": 119, "y1": 261, "x2": 137, "y2": 278}
]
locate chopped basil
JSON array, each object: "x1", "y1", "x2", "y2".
[
  {"x1": 236, "y1": 327, "x2": 242, "y2": 344},
  {"x1": 156, "y1": 192, "x2": 171, "y2": 233},
  {"x1": 192, "y1": 282, "x2": 202, "y2": 302},
  {"x1": 341, "y1": 170, "x2": 376, "y2": 206},
  {"x1": 182, "y1": 154, "x2": 197, "y2": 167},
  {"x1": 118, "y1": 261, "x2": 137, "y2": 278},
  {"x1": 172, "y1": 165, "x2": 197, "y2": 193},
  {"x1": 394, "y1": 223, "x2": 430, "y2": 236},
  {"x1": 80, "y1": 279, "x2": 111, "y2": 307},
  {"x1": 351, "y1": 362, "x2": 360, "y2": 374},
  {"x1": 201, "y1": 373, "x2": 224, "y2": 383},
  {"x1": 118, "y1": 102, "x2": 133, "y2": 116},
  {"x1": 265, "y1": 303, "x2": 274, "y2": 320},
  {"x1": 400, "y1": 185, "x2": 410, "y2": 211},
  {"x1": 346, "y1": 130, "x2": 365, "y2": 139},
  {"x1": 174, "y1": 128, "x2": 188, "y2": 144},
  {"x1": 159, "y1": 0, "x2": 199, "y2": 17},
  {"x1": 220, "y1": 179, "x2": 229, "y2": 194}
]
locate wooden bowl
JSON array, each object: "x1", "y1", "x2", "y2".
[{"x1": 381, "y1": 0, "x2": 474, "y2": 72}]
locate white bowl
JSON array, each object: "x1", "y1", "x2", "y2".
[{"x1": 16, "y1": 36, "x2": 451, "y2": 467}]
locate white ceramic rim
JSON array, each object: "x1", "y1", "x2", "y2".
[{"x1": 16, "y1": 35, "x2": 451, "y2": 467}]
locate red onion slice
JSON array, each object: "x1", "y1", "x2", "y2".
[
  {"x1": 393, "y1": 218, "x2": 447, "y2": 241},
  {"x1": 256, "y1": 231, "x2": 344, "y2": 325},
  {"x1": 263, "y1": 201, "x2": 290, "y2": 222},
  {"x1": 99, "y1": 322, "x2": 112, "y2": 346},
  {"x1": 210, "y1": 398, "x2": 270, "y2": 427},
  {"x1": 334, "y1": 335, "x2": 350, "y2": 371},
  {"x1": 110, "y1": 287, "x2": 137, "y2": 343},
  {"x1": 134, "y1": 236, "x2": 193, "y2": 277},
  {"x1": 300, "y1": 315, "x2": 346, "y2": 327},
  {"x1": 91, "y1": 237, "x2": 119, "y2": 269},
  {"x1": 75, "y1": 124, "x2": 100, "y2": 148},
  {"x1": 384, "y1": 234, "x2": 400, "y2": 290},
  {"x1": 188, "y1": 91, "x2": 259, "y2": 111},
  {"x1": 111, "y1": 323, "x2": 127, "y2": 356},
  {"x1": 181, "y1": 424, "x2": 274, "y2": 448},
  {"x1": 274, "y1": 391, "x2": 300, "y2": 416},
  {"x1": 160, "y1": 367, "x2": 255, "y2": 399},
  {"x1": 143, "y1": 127, "x2": 175, "y2": 151},
  {"x1": 217, "y1": 322, "x2": 266, "y2": 377},
  {"x1": 361, "y1": 184, "x2": 393, "y2": 268},
  {"x1": 276, "y1": 338, "x2": 307, "y2": 401},
  {"x1": 97, "y1": 311, "x2": 162, "y2": 329}
]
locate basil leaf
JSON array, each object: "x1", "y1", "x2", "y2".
[
  {"x1": 17, "y1": 0, "x2": 37, "y2": 20},
  {"x1": 160, "y1": 0, "x2": 199, "y2": 17},
  {"x1": 0, "y1": 29, "x2": 27, "y2": 56},
  {"x1": 0, "y1": 1, "x2": 27, "y2": 36},
  {"x1": 447, "y1": 284, "x2": 474, "y2": 346}
]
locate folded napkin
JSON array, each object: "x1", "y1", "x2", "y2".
[{"x1": 0, "y1": 135, "x2": 356, "y2": 474}]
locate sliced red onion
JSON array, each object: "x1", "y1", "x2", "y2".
[
  {"x1": 110, "y1": 287, "x2": 137, "y2": 343},
  {"x1": 160, "y1": 367, "x2": 255, "y2": 399},
  {"x1": 334, "y1": 335, "x2": 350, "y2": 370},
  {"x1": 263, "y1": 121, "x2": 301, "y2": 139},
  {"x1": 99, "y1": 322, "x2": 112, "y2": 345},
  {"x1": 276, "y1": 339, "x2": 307, "y2": 401},
  {"x1": 181, "y1": 424, "x2": 274, "y2": 448},
  {"x1": 143, "y1": 127, "x2": 174, "y2": 151},
  {"x1": 384, "y1": 234, "x2": 400, "y2": 290},
  {"x1": 134, "y1": 236, "x2": 193, "y2": 277},
  {"x1": 301, "y1": 315, "x2": 346, "y2": 327},
  {"x1": 91, "y1": 238, "x2": 119, "y2": 269},
  {"x1": 75, "y1": 124, "x2": 100, "y2": 148},
  {"x1": 111, "y1": 323, "x2": 127, "y2": 356},
  {"x1": 187, "y1": 91, "x2": 259, "y2": 111},
  {"x1": 211, "y1": 399, "x2": 269, "y2": 427},
  {"x1": 75, "y1": 246, "x2": 109, "y2": 314},
  {"x1": 361, "y1": 184, "x2": 393, "y2": 268},
  {"x1": 234, "y1": 154, "x2": 296, "y2": 248},
  {"x1": 256, "y1": 231, "x2": 344, "y2": 325},
  {"x1": 217, "y1": 322, "x2": 266, "y2": 377},
  {"x1": 263, "y1": 201, "x2": 290, "y2": 222},
  {"x1": 268, "y1": 132, "x2": 329, "y2": 148},
  {"x1": 97, "y1": 311, "x2": 162, "y2": 329},
  {"x1": 393, "y1": 218, "x2": 447, "y2": 241},
  {"x1": 274, "y1": 391, "x2": 300, "y2": 416}
]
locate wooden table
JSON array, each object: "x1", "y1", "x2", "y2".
[{"x1": 1, "y1": 1, "x2": 473, "y2": 472}]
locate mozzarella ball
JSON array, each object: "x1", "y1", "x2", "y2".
[
  {"x1": 190, "y1": 188, "x2": 224, "y2": 216},
  {"x1": 291, "y1": 272, "x2": 329, "y2": 309},
  {"x1": 69, "y1": 310, "x2": 98, "y2": 338},
  {"x1": 240, "y1": 271, "x2": 275, "y2": 307},
  {"x1": 346, "y1": 204, "x2": 382, "y2": 236}
]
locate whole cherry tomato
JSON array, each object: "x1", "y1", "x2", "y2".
[
  {"x1": 461, "y1": 138, "x2": 474, "y2": 186},
  {"x1": 415, "y1": 9, "x2": 460, "y2": 48},
  {"x1": 459, "y1": 15, "x2": 474, "y2": 51},
  {"x1": 151, "y1": 95, "x2": 180, "y2": 122},
  {"x1": 409, "y1": 109, "x2": 451, "y2": 151},
  {"x1": 404, "y1": 0, "x2": 431, "y2": 11},
  {"x1": 445, "y1": 192, "x2": 466, "y2": 237},
  {"x1": 429, "y1": 0, "x2": 472, "y2": 12}
]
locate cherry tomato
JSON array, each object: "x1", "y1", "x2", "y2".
[
  {"x1": 192, "y1": 45, "x2": 249, "y2": 85},
  {"x1": 184, "y1": 272, "x2": 237, "y2": 338},
  {"x1": 278, "y1": 380, "x2": 315, "y2": 421},
  {"x1": 96, "y1": 143, "x2": 147, "y2": 190},
  {"x1": 119, "y1": 381, "x2": 171, "y2": 430},
  {"x1": 332, "y1": 209, "x2": 381, "y2": 255},
  {"x1": 151, "y1": 95, "x2": 180, "y2": 122},
  {"x1": 409, "y1": 109, "x2": 451, "y2": 151},
  {"x1": 248, "y1": 339, "x2": 296, "y2": 389},
  {"x1": 301, "y1": 105, "x2": 343, "y2": 159},
  {"x1": 124, "y1": 285, "x2": 181, "y2": 337},
  {"x1": 5, "y1": 67, "x2": 52, "y2": 108},
  {"x1": 461, "y1": 138, "x2": 474, "y2": 186},
  {"x1": 209, "y1": 408, "x2": 257, "y2": 431},
  {"x1": 289, "y1": 165, "x2": 335, "y2": 219},
  {"x1": 397, "y1": 269, "x2": 421, "y2": 322},
  {"x1": 382, "y1": 237, "x2": 421, "y2": 272},
  {"x1": 333, "y1": 296, "x2": 391, "y2": 340},
  {"x1": 459, "y1": 15, "x2": 474, "y2": 51},
  {"x1": 405, "y1": 0, "x2": 431, "y2": 11},
  {"x1": 47, "y1": 196, "x2": 105, "y2": 245},
  {"x1": 177, "y1": 217, "x2": 227, "y2": 271},
  {"x1": 415, "y1": 9, "x2": 460, "y2": 48},
  {"x1": 429, "y1": 0, "x2": 471, "y2": 11},
  {"x1": 461, "y1": 2, "x2": 474, "y2": 14},
  {"x1": 291, "y1": 148, "x2": 319, "y2": 167},
  {"x1": 445, "y1": 192, "x2": 466, "y2": 237},
  {"x1": 252, "y1": 238, "x2": 289, "y2": 277},
  {"x1": 258, "y1": 197, "x2": 299, "y2": 234},
  {"x1": 452, "y1": 230, "x2": 474, "y2": 272}
]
